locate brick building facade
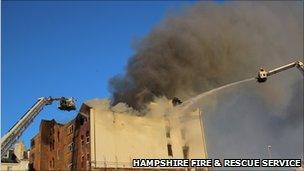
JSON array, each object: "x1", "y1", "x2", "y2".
[{"x1": 29, "y1": 104, "x2": 91, "y2": 171}]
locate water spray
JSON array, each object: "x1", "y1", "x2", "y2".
[{"x1": 174, "y1": 60, "x2": 304, "y2": 114}]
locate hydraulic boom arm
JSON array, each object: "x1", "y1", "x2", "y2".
[
  {"x1": 1, "y1": 97, "x2": 76, "y2": 156},
  {"x1": 257, "y1": 61, "x2": 304, "y2": 82}
]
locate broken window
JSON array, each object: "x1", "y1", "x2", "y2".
[
  {"x1": 79, "y1": 116, "x2": 86, "y2": 126},
  {"x1": 183, "y1": 145, "x2": 189, "y2": 159},
  {"x1": 49, "y1": 140, "x2": 52, "y2": 151},
  {"x1": 49, "y1": 139, "x2": 55, "y2": 151},
  {"x1": 167, "y1": 144, "x2": 173, "y2": 157},
  {"x1": 57, "y1": 131, "x2": 60, "y2": 142},
  {"x1": 53, "y1": 139, "x2": 55, "y2": 150},
  {"x1": 31, "y1": 139, "x2": 35, "y2": 147}
]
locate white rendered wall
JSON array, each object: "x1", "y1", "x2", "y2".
[{"x1": 86, "y1": 99, "x2": 207, "y2": 169}]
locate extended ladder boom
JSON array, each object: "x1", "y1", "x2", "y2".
[
  {"x1": 268, "y1": 61, "x2": 304, "y2": 76},
  {"x1": 1, "y1": 98, "x2": 50, "y2": 155},
  {"x1": 1, "y1": 97, "x2": 76, "y2": 156},
  {"x1": 257, "y1": 61, "x2": 304, "y2": 83}
]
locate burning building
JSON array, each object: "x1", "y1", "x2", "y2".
[{"x1": 29, "y1": 98, "x2": 208, "y2": 170}]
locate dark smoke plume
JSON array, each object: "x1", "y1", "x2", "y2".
[{"x1": 109, "y1": 1, "x2": 303, "y2": 110}]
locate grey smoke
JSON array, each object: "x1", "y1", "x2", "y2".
[
  {"x1": 109, "y1": 1, "x2": 302, "y2": 110},
  {"x1": 109, "y1": 0, "x2": 303, "y2": 159},
  {"x1": 110, "y1": 1, "x2": 303, "y2": 158}
]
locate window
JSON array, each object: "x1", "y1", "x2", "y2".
[
  {"x1": 57, "y1": 131, "x2": 60, "y2": 142},
  {"x1": 183, "y1": 145, "x2": 189, "y2": 159},
  {"x1": 23, "y1": 151, "x2": 28, "y2": 159},
  {"x1": 68, "y1": 163, "x2": 73, "y2": 170},
  {"x1": 166, "y1": 126, "x2": 170, "y2": 138},
  {"x1": 86, "y1": 131, "x2": 90, "y2": 143},
  {"x1": 81, "y1": 117, "x2": 88, "y2": 125},
  {"x1": 29, "y1": 163, "x2": 34, "y2": 171},
  {"x1": 52, "y1": 157, "x2": 55, "y2": 168},
  {"x1": 31, "y1": 154, "x2": 35, "y2": 162},
  {"x1": 49, "y1": 141, "x2": 52, "y2": 151},
  {"x1": 81, "y1": 135, "x2": 84, "y2": 145},
  {"x1": 31, "y1": 139, "x2": 35, "y2": 147},
  {"x1": 167, "y1": 144, "x2": 173, "y2": 157},
  {"x1": 87, "y1": 153, "x2": 90, "y2": 161},
  {"x1": 68, "y1": 125, "x2": 74, "y2": 134},
  {"x1": 81, "y1": 155, "x2": 85, "y2": 168},
  {"x1": 50, "y1": 128, "x2": 54, "y2": 136},
  {"x1": 68, "y1": 143, "x2": 74, "y2": 152},
  {"x1": 50, "y1": 160, "x2": 52, "y2": 168},
  {"x1": 49, "y1": 139, "x2": 55, "y2": 151}
]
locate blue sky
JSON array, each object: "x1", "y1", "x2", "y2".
[{"x1": 1, "y1": 1, "x2": 197, "y2": 148}]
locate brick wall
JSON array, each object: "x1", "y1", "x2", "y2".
[{"x1": 29, "y1": 104, "x2": 91, "y2": 171}]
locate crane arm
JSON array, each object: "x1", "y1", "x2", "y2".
[
  {"x1": 1, "y1": 97, "x2": 54, "y2": 156},
  {"x1": 296, "y1": 61, "x2": 304, "y2": 74},
  {"x1": 267, "y1": 61, "x2": 303, "y2": 76},
  {"x1": 1, "y1": 97, "x2": 76, "y2": 156},
  {"x1": 257, "y1": 61, "x2": 304, "y2": 82}
]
